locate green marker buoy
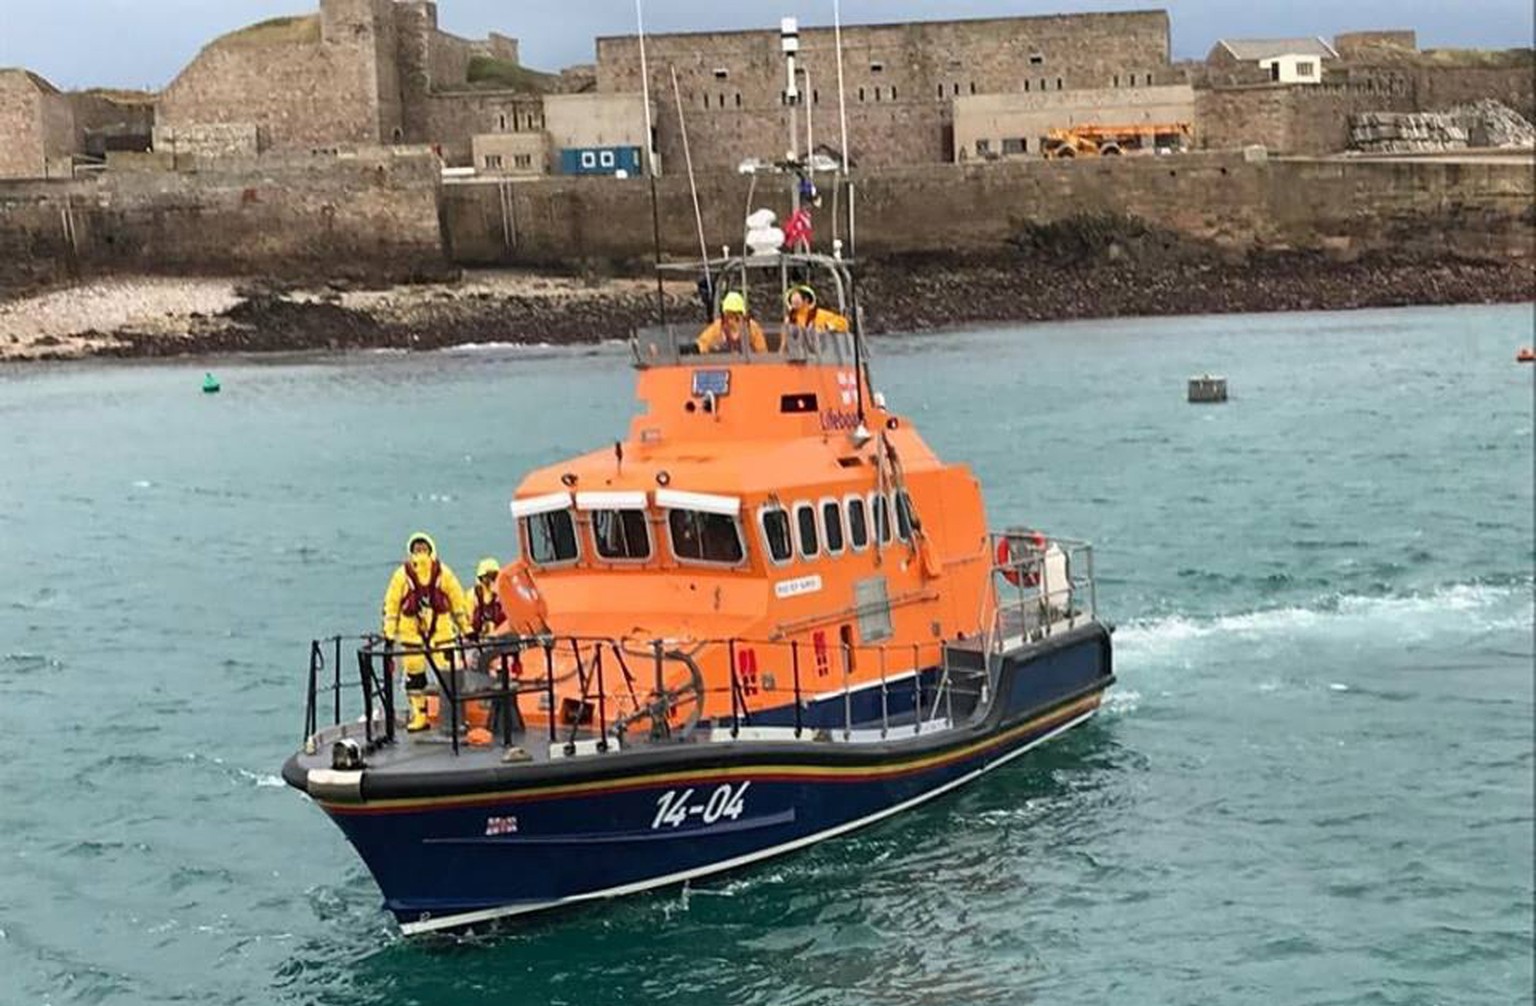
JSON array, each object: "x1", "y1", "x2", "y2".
[{"x1": 202, "y1": 372, "x2": 221, "y2": 394}]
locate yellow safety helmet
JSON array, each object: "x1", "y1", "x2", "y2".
[
  {"x1": 476, "y1": 557, "x2": 500, "y2": 579},
  {"x1": 406, "y1": 531, "x2": 436, "y2": 556},
  {"x1": 721, "y1": 291, "x2": 747, "y2": 315},
  {"x1": 785, "y1": 284, "x2": 817, "y2": 307}
]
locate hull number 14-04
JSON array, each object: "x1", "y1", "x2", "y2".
[{"x1": 652, "y1": 782, "x2": 751, "y2": 829}]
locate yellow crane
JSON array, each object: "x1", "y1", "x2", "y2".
[{"x1": 1042, "y1": 122, "x2": 1193, "y2": 159}]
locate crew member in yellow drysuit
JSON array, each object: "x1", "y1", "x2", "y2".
[
  {"x1": 696, "y1": 291, "x2": 767, "y2": 354},
  {"x1": 468, "y1": 557, "x2": 506, "y2": 639},
  {"x1": 381, "y1": 532, "x2": 471, "y2": 732},
  {"x1": 784, "y1": 284, "x2": 850, "y2": 333}
]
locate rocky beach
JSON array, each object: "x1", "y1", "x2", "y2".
[{"x1": 2, "y1": 243, "x2": 1532, "y2": 363}]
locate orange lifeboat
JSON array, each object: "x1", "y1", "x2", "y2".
[{"x1": 284, "y1": 20, "x2": 1113, "y2": 932}]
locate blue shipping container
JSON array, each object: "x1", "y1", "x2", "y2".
[{"x1": 559, "y1": 146, "x2": 644, "y2": 176}]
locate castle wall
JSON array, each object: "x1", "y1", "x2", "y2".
[
  {"x1": 1196, "y1": 58, "x2": 1534, "y2": 155},
  {"x1": 953, "y1": 84, "x2": 1196, "y2": 158},
  {"x1": 0, "y1": 73, "x2": 49, "y2": 180},
  {"x1": 158, "y1": 0, "x2": 402, "y2": 149},
  {"x1": 596, "y1": 11, "x2": 1171, "y2": 170},
  {"x1": 0, "y1": 148, "x2": 443, "y2": 283},
  {"x1": 436, "y1": 153, "x2": 1535, "y2": 266},
  {"x1": 420, "y1": 92, "x2": 544, "y2": 164}
]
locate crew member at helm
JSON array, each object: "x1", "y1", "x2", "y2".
[
  {"x1": 784, "y1": 284, "x2": 849, "y2": 333},
  {"x1": 468, "y1": 557, "x2": 506, "y2": 639},
  {"x1": 696, "y1": 291, "x2": 767, "y2": 354},
  {"x1": 381, "y1": 532, "x2": 471, "y2": 732}
]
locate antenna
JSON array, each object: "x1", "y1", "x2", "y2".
[
  {"x1": 670, "y1": 65, "x2": 712, "y2": 299},
  {"x1": 833, "y1": 0, "x2": 850, "y2": 176},
  {"x1": 781, "y1": 17, "x2": 802, "y2": 217},
  {"x1": 636, "y1": 0, "x2": 666, "y2": 325}
]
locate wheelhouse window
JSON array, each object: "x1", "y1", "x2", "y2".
[
  {"x1": 821, "y1": 499, "x2": 845, "y2": 555},
  {"x1": 795, "y1": 503, "x2": 819, "y2": 558},
  {"x1": 592, "y1": 509, "x2": 650, "y2": 561},
  {"x1": 871, "y1": 493, "x2": 893, "y2": 544},
  {"x1": 669, "y1": 509, "x2": 744, "y2": 564},
  {"x1": 760, "y1": 506, "x2": 793, "y2": 564},
  {"x1": 525, "y1": 510, "x2": 578, "y2": 564},
  {"x1": 846, "y1": 495, "x2": 869, "y2": 550},
  {"x1": 895, "y1": 491, "x2": 915, "y2": 541}
]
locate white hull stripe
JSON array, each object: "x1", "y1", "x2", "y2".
[{"x1": 399, "y1": 707, "x2": 1097, "y2": 936}]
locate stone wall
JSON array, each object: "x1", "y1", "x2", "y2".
[
  {"x1": 1196, "y1": 58, "x2": 1536, "y2": 155},
  {"x1": 0, "y1": 148, "x2": 444, "y2": 285},
  {"x1": 157, "y1": 0, "x2": 403, "y2": 149},
  {"x1": 421, "y1": 92, "x2": 545, "y2": 165},
  {"x1": 437, "y1": 153, "x2": 1535, "y2": 266},
  {"x1": 71, "y1": 94, "x2": 156, "y2": 156},
  {"x1": 953, "y1": 84, "x2": 1196, "y2": 159},
  {"x1": 595, "y1": 11, "x2": 1171, "y2": 171},
  {"x1": 0, "y1": 72, "x2": 48, "y2": 180},
  {"x1": 158, "y1": 17, "x2": 382, "y2": 148},
  {"x1": 1333, "y1": 30, "x2": 1418, "y2": 57},
  {"x1": 153, "y1": 123, "x2": 263, "y2": 159}
]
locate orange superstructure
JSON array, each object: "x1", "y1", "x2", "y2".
[{"x1": 497, "y1": 266, "x2": 1000, "y2": 731}]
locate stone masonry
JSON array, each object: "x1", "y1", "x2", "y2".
[
  {"x1": 0, "y1": 70, "x2": 76, "y2": 179},
  {"x1": 595, "y1": 10, "x2": 1171, "y2": 171}
]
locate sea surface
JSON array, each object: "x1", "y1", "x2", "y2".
[{"x1": 1, "y1": 304, "x2": 1532, "y2": 1006}]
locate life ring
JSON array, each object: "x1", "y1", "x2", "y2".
[{"x1": 997, "y1": 531, "x2": 1047, "y2": 587}]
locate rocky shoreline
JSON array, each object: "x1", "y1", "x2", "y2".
[{"x1": 2, "y1": 250, "x2": 1532, "y2": 363}]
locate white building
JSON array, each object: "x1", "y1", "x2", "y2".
[{"x1": 1208, "y1": 37, "x2": 1339, "y2": 85}]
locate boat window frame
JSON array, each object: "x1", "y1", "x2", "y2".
[
  {"x1": 758, "y1": 504, "x2": 794, "y2": 566},
  {"x1": 522, "y1": 509, "x2": 581, "y2": 568},
  {"x1": 820, "y1": 496, "x2": 846, "y2": 556},
  {"x1": 845, "y1": 493, "x2": 870, "y2": 551},
  {"x1": 895, "y1": 490, "x2": 915, "y2": 542},
  {"x1": 589, "y1": 507, "x2": 653, "y2": 563},
  {"x1": 869, "y1": 492, "x2": 893, "y2": 545},
  {"x1": 794, "y1": 501, "x2": 820, "y2": 559},
  {"x1": 666, "y1": 507, "x2": 747, "y2": 567}
]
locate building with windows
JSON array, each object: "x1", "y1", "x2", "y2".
[
  {"x1": 1207, "y1": 37, "x2": 1338, "y2": 84},
  {"x1": 595, "y1": 10, "x2": 1171, "y2": 170},
  {"x1": 953, "y1": 84, "x2": 1196, "y2": 161}
]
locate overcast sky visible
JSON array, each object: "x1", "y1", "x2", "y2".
[{"x1": 1, "y1": 0, "x2": 1531, "y2": 91}]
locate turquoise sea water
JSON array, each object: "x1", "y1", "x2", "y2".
[{"x1": 1, "y1": 304, "x2": 1532, "y2": 1005}]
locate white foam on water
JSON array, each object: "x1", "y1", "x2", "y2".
[
  {"x1": 1100, "y1": 688, "x2": 1141, "y2": 715},
  {"x1": 1117, "y1": 582, "x2": 1533, "y2": 669},
  {"x1": 132, "y1": 480, "x2": 152, "y2": 488}
]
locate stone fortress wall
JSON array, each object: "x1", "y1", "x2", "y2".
[{"x1": 596, "y1": 11, "x2": 1171, "y2": 170}]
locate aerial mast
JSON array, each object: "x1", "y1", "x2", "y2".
[{"x1": 781, "y1": 17, "x2": 801, "y2": 217}]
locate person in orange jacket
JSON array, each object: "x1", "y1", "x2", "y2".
[
  {"x1": 696, "y1": 291, "x2": 767, "y2": 354},
  {"x1": 381, "y1": 532, "x2": 471, "y2": 732},
  {"x1": 784, "y1": 284, "x2": 849, "y2": 333}
]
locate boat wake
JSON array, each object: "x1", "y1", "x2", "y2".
[{"x1": 1117, "y1": 580, "x2": 1534, "y2": 668}]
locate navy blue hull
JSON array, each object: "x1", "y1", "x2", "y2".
[{"x1": 312, "y1": 625, "x2": 1112, "y2": 932}]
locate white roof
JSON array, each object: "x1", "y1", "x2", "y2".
[{"x1": 1216, "y1": 37, "x2": 1339, "y2": 61}]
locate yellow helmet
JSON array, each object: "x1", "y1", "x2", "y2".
[
  {"x1": 785, "y1": 284, "x2": 816, "y2": 307},
  {"x1": 476, "y1": 557, "x2": 500, "y2": 579},
  {"x1": 721, "y1": 291, "x2": 747, "y2": 315},
  {"x1": 406, "y1": 532, "x2": 436, "y2": 557}
]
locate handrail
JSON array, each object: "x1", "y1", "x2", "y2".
[{"x1": 297, "y1": 565, "x2": 1094, "y2": 759}]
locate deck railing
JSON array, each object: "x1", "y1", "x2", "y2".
[
  {"x1": 982, "y1": 530, "x2": 1098, "y2": 656},
  {"x1": 300, "y1": 630, "x2": 983, "y2": 758}
]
